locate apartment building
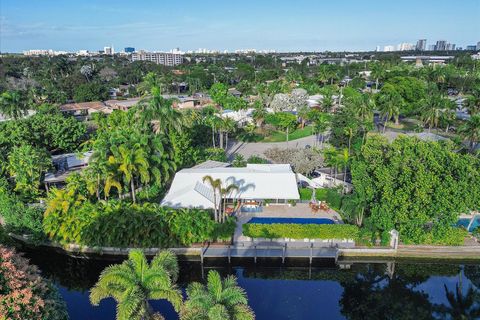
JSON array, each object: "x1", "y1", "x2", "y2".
[{"x1": 131, "y1": 50, "x2": 183, "y2": 66}]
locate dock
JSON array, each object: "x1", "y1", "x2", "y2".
[{"x1": 201, "y1": 243, "x2": 339, "y2": 264}]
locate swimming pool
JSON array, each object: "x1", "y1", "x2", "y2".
[
  {"x1": 247, "y1": 217, "x2": 334, "y2": 225},
  {"x1": 457, "y1": 216, "x2": 480, "y2": 232}
]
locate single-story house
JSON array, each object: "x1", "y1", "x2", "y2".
[
  {"x1": 161, "y1": 163, "x2": 300, "y2": 209},
  {"x1": 59, "y1": 102, "x2": 111, "y2": 117},
  {"x1": 104, "y1": 97, "x2": 142, "y2": 111},
  {"x1": 44, "y1": 151, "x2": 93, "y2": 188}
]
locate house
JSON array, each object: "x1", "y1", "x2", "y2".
[
  {"x1": 59, "y1": 101, "x2": 111, "y2": 117},
  {"x1": 44, "y1": 151, "x2": 93, "y2": 189},
  {"x1": 221, "y1": 108, "x2": 254, "y2": 126},
  {"x1": 104, "y1": 97, "x2": 142, "y2": 111},
  {"x1": 161, "y1": 163, "x2": 300, "y2": 209},
  {"x1": 228, "y1": 88, "x2": 242, "y2": 97}
]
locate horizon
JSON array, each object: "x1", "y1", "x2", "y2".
[{"x1": 1, "y1": 0, "x2": 479, "y2": 53}]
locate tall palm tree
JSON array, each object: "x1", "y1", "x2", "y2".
[
  {"x1": 138, "y1": 87, "x2": 183, "y2": 135},
  {"x1": 337, "y1": 148, "x2": 350, "y2": 190},
  {"x1": 202, "y1": 175, "x2": 222, "y2": 222},
  {"x1": 377, "y1": 90, "x2": 402, "y2": 132},
  {"x1": 180, "y1": 270, "x2": 254, "y2": 320},
  {"x1": 252, "y1": 101, "x2": 267, "y2": 128},
  {"x1": 90, "y1": 250, "x2": 182, "y2": 320},
  {"x1": 109, "y1": 144, "x2": 150, "y2": 203},
  {"x1": 420, "y1": 94, "x2": 450, "y2": 132},
  {"x1": 220, "y1": 183, "x2": 239, "y2": 223},
  {"x1": 465, "y1": 93, "x2": 480, "y2": 116},
  {"x1": 459, "y1": 114, "x2": 480, "y2": 152},
  {"x1": 222, "y1": 117, "x2": 237, "y2": 150},
  {"x1": 370, "y1": 63, "x2": 385, "y2": 91}
]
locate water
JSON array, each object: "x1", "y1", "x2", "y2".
[
  {"x1": 457, "y1": 217, "x2": 480, "y2": 232},
  {"x1": 22, "y1": 247, "x2": 480, "y2": 320}
]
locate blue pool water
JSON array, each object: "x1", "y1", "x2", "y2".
[
  {"x1": 457, "y1": 216, "x2": 480, "y2": 232},
  {"x1": 247, "y1": 217, "x2": 334, "y2": 225}
]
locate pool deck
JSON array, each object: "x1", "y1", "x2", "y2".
[{"x1": 233, "y1": 203, "x2": 342, "y2": 243}]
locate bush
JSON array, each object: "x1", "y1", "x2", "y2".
[
  {"x1": 242, "y1": 223, "x2": 359, "y2": 240},
  {"x1": 0, "y1": 246, "x2": 68, "y2": 320},
  {"x1": 299, "y1": 188, "x2": 312, "y2": 201},
  {"x1": 0, "y1": 186, "x2": 45, "y2": 242},
  {"x1": 43, "y1": 200, "x2": 234, "y2": 248},
  {"x1": 202, "y1": 148, "x2": 227, "y2": 162},
  {"x1": 247, "y1": 155, "x2": 268, "y2": 164}
]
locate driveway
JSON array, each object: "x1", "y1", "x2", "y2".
[{"x1": 226, "y1": 135, "x2": 320, "y2": 160}]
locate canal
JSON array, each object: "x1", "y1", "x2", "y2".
[{"x1": 22, "y1": 247, "x2": 480, "y2": 320}]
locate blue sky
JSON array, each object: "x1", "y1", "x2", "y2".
[{"x1": 1, "y1": 0, "x2": 479, "y2": 52}]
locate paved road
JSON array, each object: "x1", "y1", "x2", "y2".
[{"x1": 226, "y1": 135, "x2": 320, "y2": 160}]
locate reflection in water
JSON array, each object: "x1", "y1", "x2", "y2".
[{"x1": 22, "y1": 247, "x2": 480, "y2": 320}]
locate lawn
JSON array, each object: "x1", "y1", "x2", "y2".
[{"x1": 260, "y1": 126, "x2": 314, "y2": 143}]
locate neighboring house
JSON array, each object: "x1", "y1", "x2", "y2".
[
  {"x1": 228, "y1": 88, "x2": 242, "y2": 97},
  {"x1": 104, "y1": 97, "x2": 142, "y2": 111},
  {"x1": 221, "y1": 108, "x2": 253, "y2": 126},
  {"x1": 161, "y1": 163, "x2": 300, "y2": 209},
  {"x1": 44, "y1": 151, "x2": 93, "y2": 189},
  {"x1": 306, "y1": 94, "x2": 324, "y2": 108},
  {"x1": 59, "y1": 102, "x2": 111, "y2": 118}
]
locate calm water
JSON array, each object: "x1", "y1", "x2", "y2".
[{"x1": 22, "y1": 247, "x2": 480, "y2": 320}]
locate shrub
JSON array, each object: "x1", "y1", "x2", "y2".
[
  {"x1": 202, "y1": 148, "x2": 227, "y2": 162},
  {"x1": 43, "y1": 200, "x2": 234, "y2": 248},
  {"x1": 247, "y1": 155, "x2": 268, "y2": 164},
  {"x1": 299, "y1": 188, "x2": 312, "y2": 201},
  {"x1": 0, "y1": 186, "x2": 45, "y2": 242},
  {"x1": 242, "y1": 223, "x2": 359, "y2": 240},
  {"x1": 0, "y1": 246, "x2": 68, "y2": 320}
]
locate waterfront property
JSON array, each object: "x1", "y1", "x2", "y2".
[{"x1": 161, "y1": 162, "x2": 300, "y2": 210}]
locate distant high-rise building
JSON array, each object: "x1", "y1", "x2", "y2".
[
  {"x1": 383, "y1": 45, "x2": 395, "y2": 52},
  {"x1": 131, "y1": 50, "x2": 183, "y2": 66},
  {"x1": 398, "y1": 43, "x2": 414, "y2": 51},
  {"x1": 428, "y1": 44, "x2": 436, "y2": 51},
  {"x1": 416, "y1": 39, "x2": 427, "y2": 51},
  {"x1": 124, "y1": 47, "x2": 135, "y2": 53},
  {"x1": 477, "y1": 41, "x2": 480, "y2": 51},
  {"x1": 375, "y1": 45, "x2": 380, "y2": 52},
  {"x1": 466, "y1": 45, "x2": 477, "y2": 51},
  {"x1": 104, "y1": 46, "x2": 114, "y2": 55},
  {"x1": 435, "y1": 40, "x2": 447, "y2": 51}
]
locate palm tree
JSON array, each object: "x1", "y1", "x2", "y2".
[
  {"x1": 220, "y1": 183, "x2": 239, "y2": 223},
  {"x1": 459, "y1": 114, "x2": 480, "y2": 152},
  {"x1": 420, "y1": 94, "x2": 450, "y2": 132},
  {"x1": 90, "y1": 250, "x2": 182, "y2": 320},
  {"x1": 337, "y1": 148, "x2": 350, "y2": 191},
  {"x1": 0, "y1": 91, "x2": 28, "y2": 120},
  {"x1": 222, "y1": 117, "x2": 236, "y2": 150},
  {"x1": 109, "y1": 144, "x2": 150, "y2": 203},
  {"x1": 252, "y1": 101, "x2": 267, "y2": 128},
  {"x1": 465, "y1": 93, "x2": 480, "y2": 116},
  {"x1": 180, "y1": 270, "x2": 254, "y2": 320},
  {"x1": 202, "y1": 175, "x2": 222, "y2": 222},
  {"x1": 377, "y1": 89, "x2": 402, "y2": 132},
  {"x1": 370, "y1": 63, "x2": 385, "y2": 91},
  {"x1": 138, "y1": 87, "x2": 183, "y2": 135}
]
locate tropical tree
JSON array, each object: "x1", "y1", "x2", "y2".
[
  {"x1": 108, "y1": 144, "x2": 150, "y2": 203},
  {"x1": 7, "y1": 145, "x2": 51, "y2": 199},
  {"x1": 90, "y1": 250, "x2": 182, "y2": 320},
  {"x1": 252, "y1": 100, "x2": 267, "y2": 128},
  {"x1": 376, "y1": 84, "x2": 403, "y2": 131},
  {"x1": 138, "y1": 87, "x2": 183, "y2": 135},
  {"x1": 202, "y1": 175, "x2": 222, "y2": 222},
  {"x1": 337, "y1": 148, "x2": 350, "y2": 187},
  {"x1": 464, "y1": 92, "x2": 480, "y2": 116},
  {"x1": 420, "y1": 94, "x2": 453, "y2": 132},
  {"x1": 459, "y1": 114, "x2": 480, "y2": 152},
  {"x1": 0, "y1": 90, "x2": 29, "y2": 120},
  {"x1": 220, "y1": 182, "x2": 239, "y2": 223},
  {"x1": 370, "y1": 62, "x2": 386, "y2": 91},
  {"x1": 180, "y1": 270, "x2": 254, "y2": 320}
]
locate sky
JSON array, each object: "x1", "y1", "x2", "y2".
[{"x1": 1, "y1": 0, "x2": 479, "y2": 53}]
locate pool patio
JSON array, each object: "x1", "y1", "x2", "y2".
[{"x1": 233, "y1": 203, "x2": 343, "y2": 243}]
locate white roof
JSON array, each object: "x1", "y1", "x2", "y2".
[{"x1": 161, "y1": 163, "x2": 300, "y2": 209}]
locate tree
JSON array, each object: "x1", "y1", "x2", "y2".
[
  {"x1": 202, "y1": 175, "x2": 222, "y2": 223},
  {"x1": 108, "y1": 144, "x2": 150, "y2": 203},
  {"x1": 220, "y1": 183, "x2": 239, "y2": 223},
  {"x1": 181, "y1": 270, "x2": 254, "y2": 320},
  {"x1": 73, "y1": 82, "x2": 109, "y2": 102},
  {"x1": 459, "y1": 114, "x2": 480, "y2": 152},
  {"x1": 376, "y1": 84, "x2": 403, "y2": 131},
  {"x1": 90, "y1": 249, "x2": 182, "y2": 320},
  {"x1": 465, "y1": 93, "x2": 480, "y2": 116},
  {"x1": 7, "y1": 145, "x2": 51, "y2": 199},
  {"x1": 138, "y1": 86, "x2": 183, "y2": 135},
  {"x1": 308, "y1": 110, "x2": 331, "y2": 147},
  {"x1": 419, "y1": 94, "x2": 453, "y2": 132},
  {"x1": 0, "y1": 91, "x2": 29, "y2": 120},
  {"x1": 252, "y1": 100, "x2": 267, "y2": 128},
  {"x1": 232, "y1": 154, "x2": 247, "y2": 167},
  {"x1": 265, "y1": 112, "x2": 297, "y2": 142}
]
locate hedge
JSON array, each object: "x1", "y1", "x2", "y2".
[{"x1": 242, "y1": 223, "x2": 359, "y2": 240}]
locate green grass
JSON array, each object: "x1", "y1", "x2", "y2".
[
  {"x1": 260, "y1": 126, "x2": 314, "y2": 143},
  {"x1": 243, "y1": 223, "x2": 359, "y2": 240},
  {"x1": 298, "y1": 187, "x2": 343, "y2": 211}
]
